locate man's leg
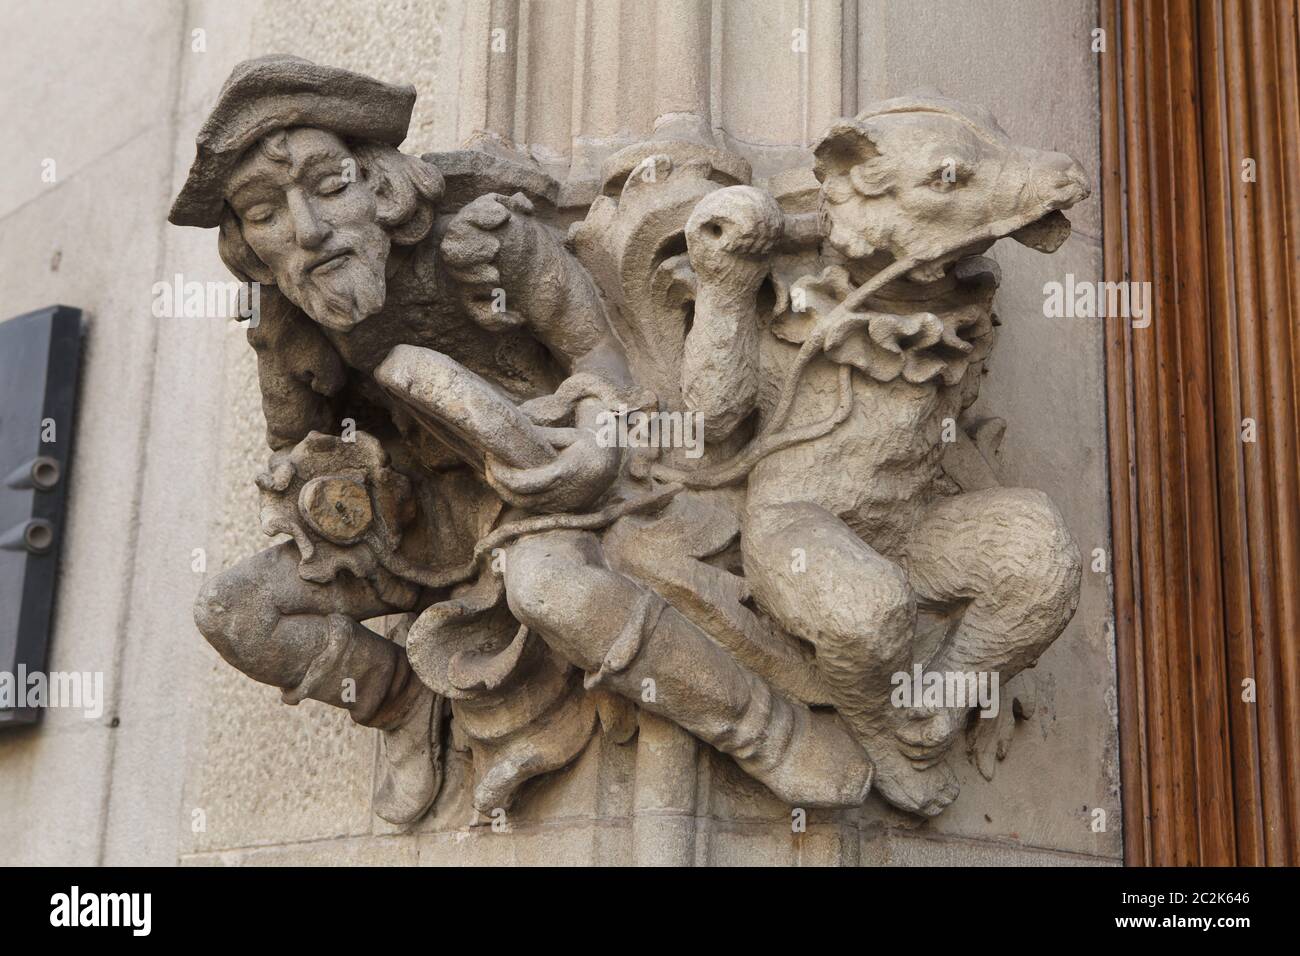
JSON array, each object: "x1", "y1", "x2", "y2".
[
  {"x1": 601, "y1": 491, "x2": 831, "y2": 705},
  {"x1": 193, "y1": 541, "x2": 441, "y2": 824},
  {"x1": 502, "y1": 528, "x2": 874, "y2": 808},
  {"x1": 743, "y1": 501, "x2": 959, "y2": 816}
]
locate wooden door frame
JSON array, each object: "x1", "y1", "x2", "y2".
[{"x1": 1101, "y1": 0, "x2": 1300, "y2": 866}]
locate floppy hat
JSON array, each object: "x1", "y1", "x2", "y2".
[{"x1": 169, "y1": 54, "x2": 416, "y2": 228}]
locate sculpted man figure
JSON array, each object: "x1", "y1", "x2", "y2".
[{"x1": 177, "y1": 56, "x2": 873, "y2": 824}]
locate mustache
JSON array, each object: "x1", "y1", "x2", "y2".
[{"x1": 303, "y1": 247, "x2": 353, "y2": 276}]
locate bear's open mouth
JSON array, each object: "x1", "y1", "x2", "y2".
[
  {"x1": 908, "y1": 207, "x2": 1075, "y2": 284},
  {"x1": 1009, "y1": 209, "x2": 1072, "y2": 253}
]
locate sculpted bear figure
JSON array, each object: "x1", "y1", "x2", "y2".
[{"x1": 668, "y1": 94, "x2": 1088, "y2": 814}]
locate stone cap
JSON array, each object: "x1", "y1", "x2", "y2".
[{"x1": 169, "y1": 55, "x2": 416, "y2": 228}]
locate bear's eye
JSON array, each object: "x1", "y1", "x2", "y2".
[{"x1": 926, "y1": 158, "x2": 972, "y2": 192}]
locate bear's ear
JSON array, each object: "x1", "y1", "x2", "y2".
[
  {"x1": 813, "y1": 121, "x2": 889, "y2": 199},
  {"x1": 813, "y1": 121, "x2": 881, "y2": 181}
]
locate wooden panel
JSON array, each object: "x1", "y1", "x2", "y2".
[{"x1": 1104, "y1": 0, "x2": 1300, "y2": 865}]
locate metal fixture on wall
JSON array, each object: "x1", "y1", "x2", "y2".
[{"x1": 0, "y1": 306, "x2": 82, "y2": 726}]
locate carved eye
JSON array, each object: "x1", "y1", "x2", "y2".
[
  {"x1": 243, "y1": 203, "x2": 278, "y2": 225},
  {"x1": 927, "y1": 158, "x2": 972, "y2": 193},
  {"x1": 317, "y1": 175, "x2": 348, "y2": 196}
]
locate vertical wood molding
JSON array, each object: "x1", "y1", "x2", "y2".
[{"x1": 1104, "y1": 0, "x2": 1300, "y2": 865}]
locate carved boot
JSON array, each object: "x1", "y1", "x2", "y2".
[
  {"x1": 282, "y1": 614, "x2": 442, "y2": 825},
  {"x1": 584, "y1": 592, "x2": 873, "y2": 808}
]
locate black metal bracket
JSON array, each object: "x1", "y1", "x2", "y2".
[{"x1": 0, "y1": 305, "x2": 83, "y2": 726}]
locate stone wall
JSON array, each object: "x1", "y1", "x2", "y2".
[{"x1": 0, "y1": 0, "x2": 1119, "y2": 865}]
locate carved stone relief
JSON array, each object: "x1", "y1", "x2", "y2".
[{"x1": 176, "y1": 55, "x2": 1087, "y2": 827}]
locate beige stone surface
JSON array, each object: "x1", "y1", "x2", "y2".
[
  {"x1": 0, "y1": 722, "x2": 113, "y2": 864},
  {"x1": 0, "y1": 0, "x2": 183, "y2": 222}
]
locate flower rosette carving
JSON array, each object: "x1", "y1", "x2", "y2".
[{"x1": 256, "y1": 430, "x2": 417, "y2": 600}]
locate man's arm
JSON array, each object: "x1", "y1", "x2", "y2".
[
  {"x1": 432, "y1": 192, "x2": 634, "y2": 512},
  {"x1": 246, "y1": 290, "x2": 348, "y2": 450},
  {"x1": 439, "y1": 191, "x2": 631, "y2": 391}
]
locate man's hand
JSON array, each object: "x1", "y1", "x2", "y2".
[
  {"x1": 440, "y1": 191, "x2": 613, "y2": 370},
  {"x1": 484, "y1": 424, "x2": 621, "y2": 514},
  {"x1": 440, "y1": 192, "x2": 538, "y2": 332}
]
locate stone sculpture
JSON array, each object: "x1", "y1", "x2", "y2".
[{"x1": 176, "y1": 55, "x2": 1086, "y2": 826}]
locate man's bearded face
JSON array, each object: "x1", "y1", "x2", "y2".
[{"x1": 225, "y1": 128, "x2": 390, "y2": 332}]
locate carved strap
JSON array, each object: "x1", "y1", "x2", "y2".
[
  {"x1": 281, "y1": 613, "x2": 353, "y2": 706},
  {"x1": 582, "y1": 590, "x2": 666, "y2": 691},
  {"x1": 519, "y1": 372, "x2": 657, "y2": 427}
]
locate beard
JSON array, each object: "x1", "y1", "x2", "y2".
[{"x1": 280, "y1": 227, "x2": 391, "y2": 332}]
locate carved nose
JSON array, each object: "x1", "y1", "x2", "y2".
[{"x1": 288, "y1": 190, "x2": 330, "y2": 249}]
